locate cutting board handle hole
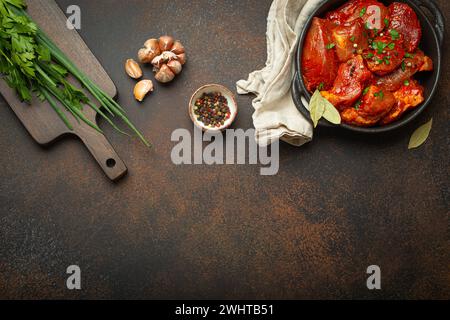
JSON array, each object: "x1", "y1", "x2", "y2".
[{"x1": 106, "y1": 158, "x2": 116, "y2": 168}]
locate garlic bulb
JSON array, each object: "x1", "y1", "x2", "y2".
[
  {"x1": 155, "y1": 64, "x2": 175, "y2": 83},
  {"x1": 138, "y1": 35, "x2": 186, "y2": 83}
]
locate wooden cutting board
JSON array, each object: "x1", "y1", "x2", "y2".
[{"x1": 0, "y1": 0, "x2": 127, "y2": 181}]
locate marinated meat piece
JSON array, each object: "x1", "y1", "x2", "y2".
[
  {"x1": 341, "y1": 85, "x2": 396, "y2": 126},
  {"x1": 321, "y1": 55, "x2": 372, "y2": 110},
  {"x1": 331, "y1": 19, "x2": 369, "y2": 62},
  {"x1": 364, "y1": 34, "x2": 405, "y2": 76},
  {"x1": 419, "y1": 55, "x2": 433, "y2": 72},
  {"x1": 358, "y1": 85, "x2": 396, "y2": 117},
  {"x1": 388, "y1": 2, "x2": 422, "y2": 52},
  {"x1": 302, "y1": 18, "x2": 339, "y2": 92},
  {"x1": 380, "y1": 79, "x2": 424, "y2": 124},
  {"x1": 326, "y1": 0, "x2": 363, "y2": 24},
  {"x1": 341, "y1": 108, "x2": 381, "y2": 126},
  {"x1": 327, "y1": 0, "x2": 390, "y2": 33},
  {"x1": 376, "y1": 49, "x2": 433, "y2": 92}
]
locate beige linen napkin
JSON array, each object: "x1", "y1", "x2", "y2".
[{"x1": 236, "y1": 0, "x2": 324, "y2": 146}]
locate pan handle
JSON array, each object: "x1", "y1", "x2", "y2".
[
  {"x1": 291, "y1": 72, "x2": 311, "y2": 121},
  {"x1": 411, "y1": 0, "x2": 445, "y2": 48}
]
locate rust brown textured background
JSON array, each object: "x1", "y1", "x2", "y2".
[{"x1": 0, "y1": 0, "x2": 448, "y2": 299}]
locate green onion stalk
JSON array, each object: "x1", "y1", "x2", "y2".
[{"x1": 0, "y1": 0, "x2": 151, "y2": 147}]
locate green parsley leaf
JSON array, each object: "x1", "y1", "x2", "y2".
[
  {"x1": 36, "y1": 45, "x2": 50, "y2": 62},
  {"x1": 372, "y1": 41, "x2": 388, "y2": 54},
  {"x1": 390, "y1": 29, "x2": 400, "y2": 40},
  {"x1": 326, "y1": 43, "x2": 335, "y2": 50},
  {"x1": 363, "y1": 87, "x2": 370, "y2": 95},
  {"x1": 360, "y1": 7, "x2": 367, "y2": 17},
  {"x1": 374, "y1": 90, "x2": 384, "y2": 99}
]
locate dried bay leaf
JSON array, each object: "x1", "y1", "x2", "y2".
[
  {"x1": 308, "y1": 90, "x2": 341, "y2": 127},
  {"x1": 309, "y1": 90, "x2": 325, "y2": 127},
  {"x1": 408, "y1": 119, "x2": 432, "y2": 149},
  {"x1": 322, "y1": 99, "x2": 341, "y2": 125}
]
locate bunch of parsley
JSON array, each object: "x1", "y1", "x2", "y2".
[{"x1": 0, "y1": 0, "x2": 150, "y2": 146}]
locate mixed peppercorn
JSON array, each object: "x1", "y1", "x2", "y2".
[{"x1": 193, "y1": 92, "x2": 231, "y2": 128}]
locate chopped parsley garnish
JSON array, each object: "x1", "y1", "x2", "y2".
[
  {"x1": 384, "y1": 18, "x2": 390, "y2": 27},
  {"x1": 405, "y1": 53, "x2": 414, "y2": 58},
  {"x1": 360, "y1": 7, "x2": 367, "y2": 17},
  {"x1": 365, "y1": 52, "x2": 374, "y2": 59},
  {"x1": 390, "y1": 29, "x2": 400, "y2": 40},
  {"x1": 374, "y1": 90, "x2": 385, "y2": 99},
  {"x1": 350, "y1": 36, "x2": 356, "y2": 43},
  {"x1": 363, "y1": 87, "x2": 370, "y2": 95},
  {"x1": 354, "y1": 100, "x2": 362, "y2": 110},
  {"x1": 404, "y1": 80, "x2": 410, "y2": 86},
  {"x1": 318, "y1": 82, "x2": 325, "y2": 91},
  {"x1": 372, "y1": 41, "x2": 388, "y2": 54},
  {"x1": 326, "y1": 43, "x2": 336, "y2": 50},
  {"x1": 387, "y1": 43, "x2": 395, "y2": 50},
  {"x1": 401, "y1": 61, "x2": 406, "y2": 71}
]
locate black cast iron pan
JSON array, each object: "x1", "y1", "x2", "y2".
[{"x1": 292, "y1": 0, "x2": 444, "y2": 133}]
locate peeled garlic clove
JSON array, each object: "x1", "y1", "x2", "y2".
[
  {"x1": 167, "y1": 60, "x2": 182, "y2": 75},
  {"x1": 171, "y1": 40, "x2": 185, "y2": 54},
  {"x1": 125, "y1": 59, "x2": 143, "y2": 79},
  {"x1": 138, "y1": 38, "x2": 161, "y2": 63},
  {"x1": 155, "y1": 64, "x2": 175, "y2": 83},
  {"x1": 176, "y1": 53, "x2": 186, "y2": 65},
  {"x1": 134, "y1": 80, "x2": 154, "y2": 101},
  {"x1": 159, "y1": 35, "x2": 174, "y2": 52}
]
